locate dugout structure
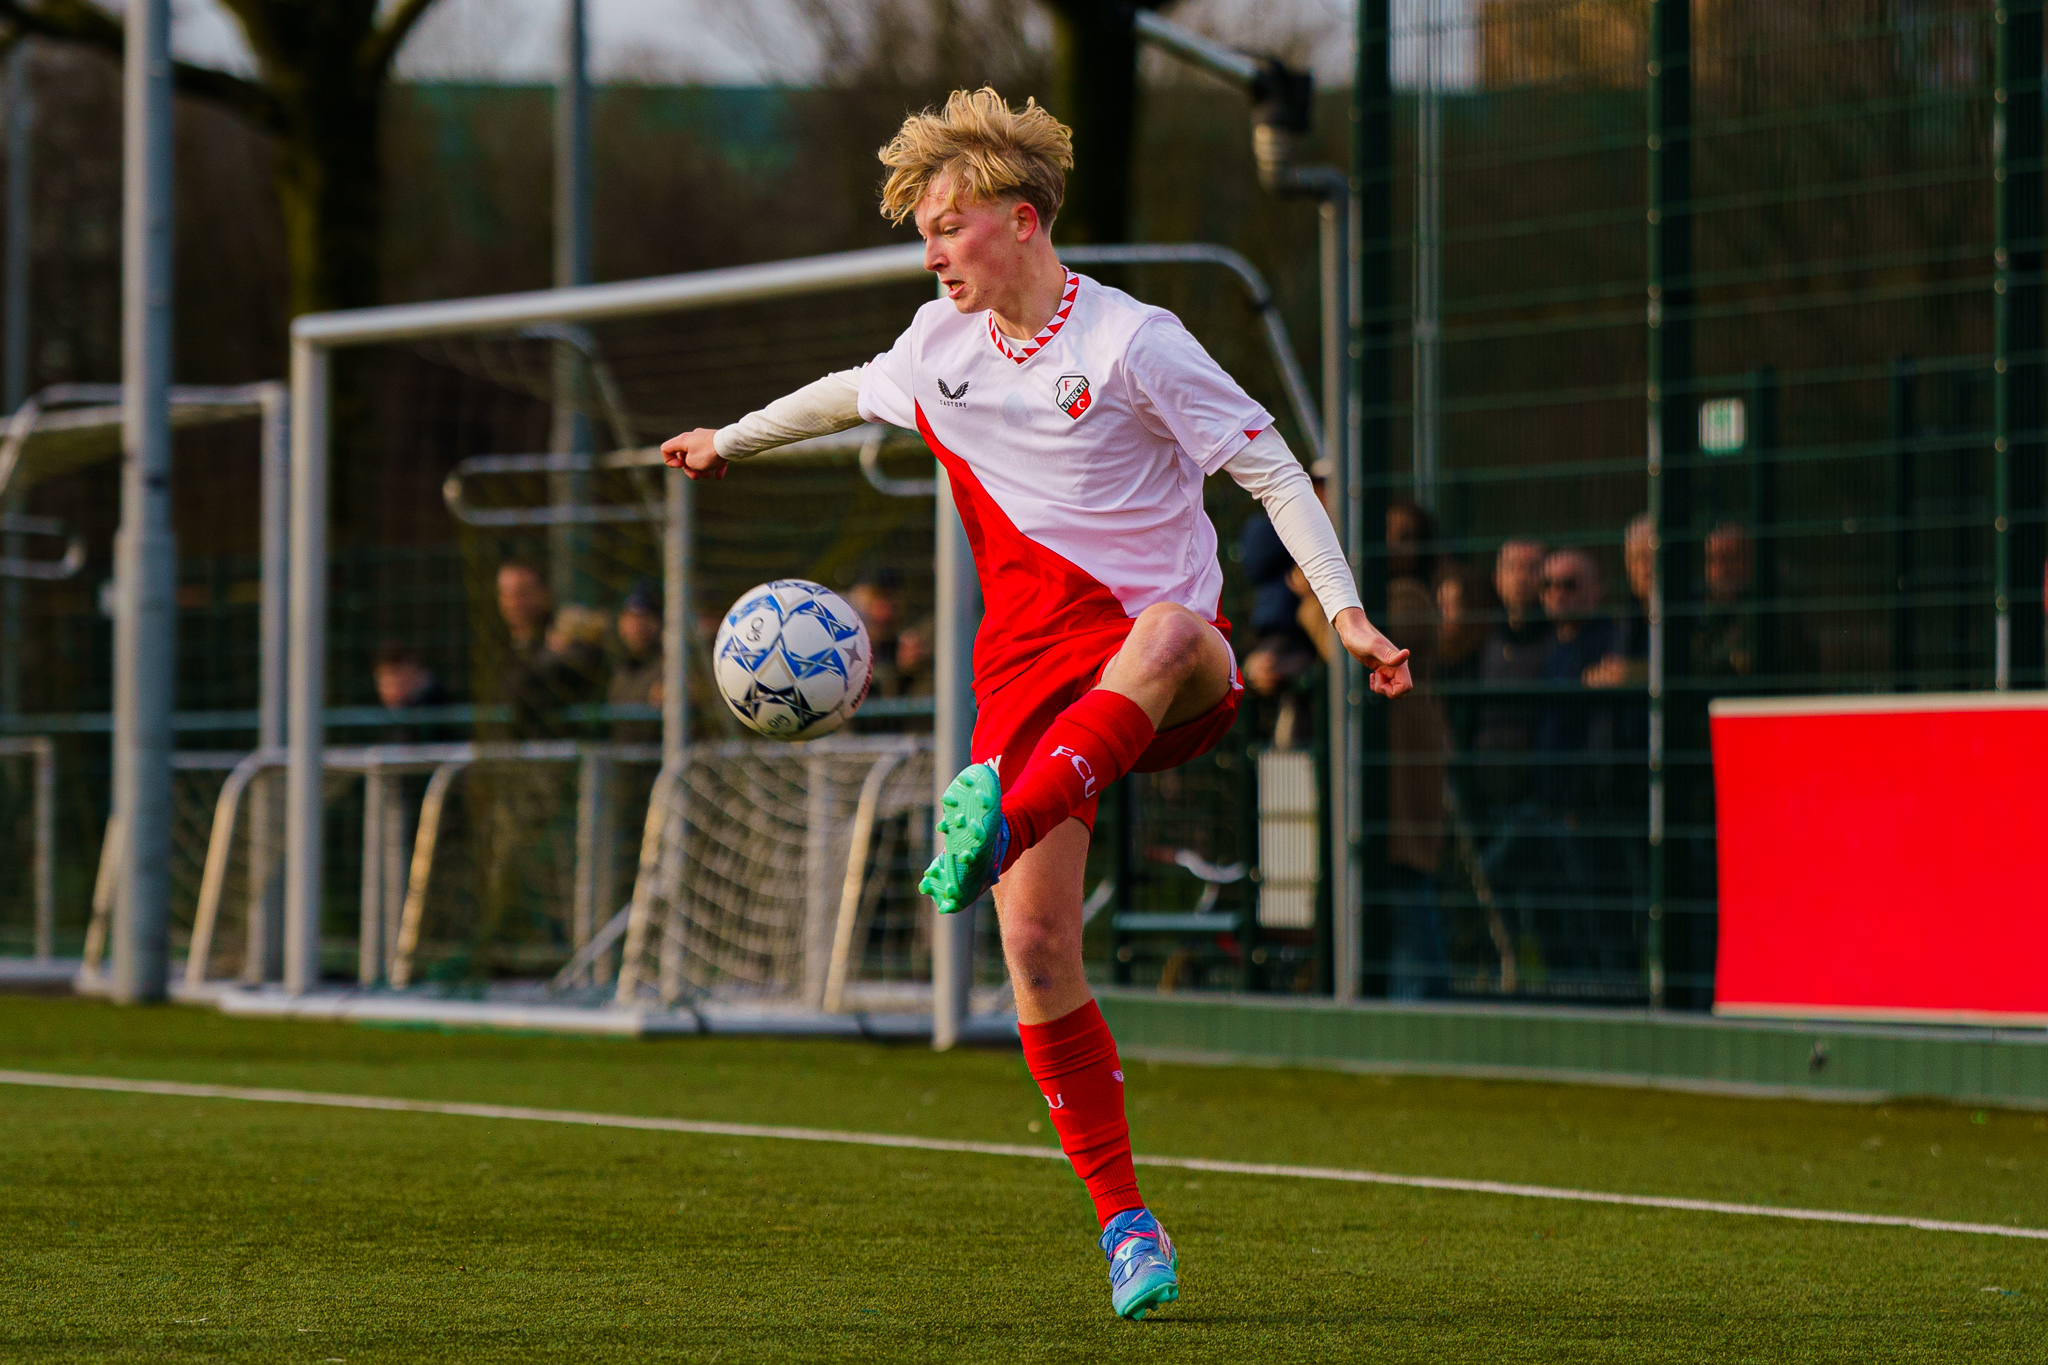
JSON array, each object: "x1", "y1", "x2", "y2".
[{"x1": 281, "y1": 241, "x2": 1326, "y2": 1043}]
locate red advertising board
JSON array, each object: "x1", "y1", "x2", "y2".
[{"x1": 1711, "y1": 695, "x2": 2048, "y2": 1025}]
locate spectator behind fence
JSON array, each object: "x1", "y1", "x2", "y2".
[
  {"x1": 1471, "y1": 539, "x2": 1549, "y2": 766},
  {"x1": 1701, "y1": 521, "x2": 1756, "y2": 678},
  {"x1": 1585, "y1": 515, "x2": 1654, "y2": 843},
  {"x1": 608, "y1": 581, "x2": 663, "y2": 745},
  {"x1": 495, "y1": 560, "x2": 604, "y2": 740},
  {"x1": 847, "y1": 569, "x2": 907, "y2": 698},
  {"x1": 370, "y1": 640, "x2": 450, "y2": 745},
  {"x1": 1535, "y1": 548, "x2": 1616, "y2": 775},
  {"x1": 1386, "y1": 499, "x2": 1452, "y2": 999},
  {"x1": 1534, "y1": 548, "x2": 1622, "y2": 978},
  {"x1": 1587, "y1": 513, "x2": 1653, "y2": 690}
]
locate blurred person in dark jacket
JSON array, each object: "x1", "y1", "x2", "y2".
[
  {"x1": 1700, "y1": 520, "x2": 1756, "y2": 679},
  {"x1": 1469, "y1": 538, "x2": 1548, "y2": 980},
  {"x1": 1385, "y1": 499, "x2": 1453, "y2": 999},
  {"x1": 494, "y1": 560, "x2": 604, "y2": 741},
  {"x1": 370, "y1": 641, "x2": 451, "y2": 745},
  {"x1": 848, "y1": 568, "x2": 907, "y2": 698},
  {"x1": 608, "y1": 581, "x2": 664, "y2": 745}
]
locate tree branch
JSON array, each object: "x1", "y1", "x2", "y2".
[
  {"x1": 361, "y1": 0, "x2": 439, "y2": 79},
  {"x1": 0, "y1": 0, "x2": 283, "y2": 131}
]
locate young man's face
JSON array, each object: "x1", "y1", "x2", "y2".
[
  {"x1": 497, "y1": 566, "x2": 552, "y2": 640},
  {"x1": 374, "y1": 661, "x2": 425, "y2": 710},
  {"x1": 1495, "y1": 541, "x2": 1547, "y2": 617},
  {"x1": 617, "y1": 606, "x2": 660, "y2": 657},
  {"x1": 915, "y1": 179, "x2": 1039, "y2": 314}
]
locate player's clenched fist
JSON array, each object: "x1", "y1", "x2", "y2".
[
  {"x1": 1332, "y1": 607, "x2": 1414, "y2": 698},
  {"x1": 660, "y1": 427, "x2": 727, "y2": 480}
]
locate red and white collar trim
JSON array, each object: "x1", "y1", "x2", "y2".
[{"x1": 989, "y1": 269, "x2": 1080, "y2": 365}]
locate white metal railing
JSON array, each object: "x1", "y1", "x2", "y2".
[{"x1": 75, "y1": 741, "x2": 659, "y2": 992}]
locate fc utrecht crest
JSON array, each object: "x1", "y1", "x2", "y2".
[{"x1": 1055, "y1": 373, "x2": 1092, "y2": 420}]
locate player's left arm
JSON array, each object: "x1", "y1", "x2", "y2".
[
  {"x1": 1223, "y1": 430, "x2": 1413, "y2": 699},
  {"x1": 1122, "y1": 316, "x2": 1412, "y2": 698}
]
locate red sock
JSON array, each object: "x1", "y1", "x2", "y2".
[
  {"x1": 998, "y1": 689, "x2": 1154, "y2": 868},
  {"x1": 1019, "y1": 1000, "x2": 1144, "y2": 1227}
]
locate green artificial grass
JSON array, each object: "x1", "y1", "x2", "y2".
[{"x1": 0, "y1": 997, "x2": 2041, "y2": 1362}]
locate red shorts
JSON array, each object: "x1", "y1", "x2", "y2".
[{"x1": 970, "y1": 616, "x2": 1243, "y2": 833}]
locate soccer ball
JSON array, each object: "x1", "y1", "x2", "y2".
[{"x1": 712, "y1": 579, "x2": 872, "y2": 740}]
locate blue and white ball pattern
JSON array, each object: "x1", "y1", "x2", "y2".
[{"x1": 713, "y1": 579, "x2": 872, "y2": 740}]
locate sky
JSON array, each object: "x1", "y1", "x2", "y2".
[{"x1": 159, "y1": 0, "x2": 1474, "y2": 90}]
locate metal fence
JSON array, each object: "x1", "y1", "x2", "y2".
[
  {"x1": 9, "y1": 5, "x2": 2042, "y2": 1013},
  {"x1": 1331, "y1": 0, "x2": 2044, "y2": 1008}
]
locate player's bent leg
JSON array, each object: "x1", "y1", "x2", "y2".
[
  {"x1": 991, "y1": 817, "x2": 1092, "y2": 1022},
  {"x1": 995, "y1": 823, "x2": 1179, "y2": 1320},
  {"x1": 1099, "y1": 601, "x2": 1235, "y2": 730},
  {"x1": 982, "y1": 606, "x2": 1234, "y2": 880}
]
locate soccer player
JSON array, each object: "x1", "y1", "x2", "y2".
[{"x1": 663, "y1": 88, "x2": 1412, "y2": 1321}]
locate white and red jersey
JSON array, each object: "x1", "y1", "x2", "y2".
[{"x1": 857, "y1": 269, "x2": 1272, "y2": 701}]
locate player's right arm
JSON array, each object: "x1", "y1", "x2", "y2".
[
  {"x1": 663, "y1": 307, "x2": 933, "y2": 478},
  {"x1": 660, "y1": 369, "x2": 866, "y2": 480}
]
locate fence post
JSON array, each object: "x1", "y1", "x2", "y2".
[
  {"x1": 1646, "y1": 0, "x2": 1695, "y2": 1010},
  {"x1": 359, "y1": 770, "x2": 384, "y2": 985},
  {"x1": 1347, "y1": 0, "x2": 1393, "y2": 1002},
  {"x1": 1994, "y1": 1, "x2": 2046, "y2": 690},
  {"x1": 285, "y1": 338, "x2": 330, "y2": 996}
]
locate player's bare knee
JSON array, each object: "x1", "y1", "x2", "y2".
[
  {"x1": 1001, "y1": 916, "x2": 1079, "y2": 978},
  {"x1": 1128, "y1": 603, "x2": 1210, "y2": 684}
]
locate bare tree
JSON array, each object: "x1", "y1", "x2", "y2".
[{"x1": 0, "y1": 0, "x2": 443, "y2": 315}]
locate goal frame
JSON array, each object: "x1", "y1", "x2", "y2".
[{"x1": 285, "y1": 241, "x2": 1324, "y2": 1046}]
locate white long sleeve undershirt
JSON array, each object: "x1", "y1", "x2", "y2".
[
  {"x1": 1221, "y1": 427, "x2": 1363, "y2": 623},
  {"x1": 712, "y1": 373, "x2": 1362, "y2": 624},
  {"x1": 712, "y1": 369, "x2": 865, "y2": 459}
]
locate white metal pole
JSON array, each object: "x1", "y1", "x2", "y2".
[
  {"x1": 549, "y1": 0, "x2": 594, "y2": 603},
  {"x1": 2, "y1": 43, "x2": 30, "y2": 721},
  {"x1": 246, "y1": 382, "x2": 288, "y2": 982},
  {"x1": 110, "y1": 0, "x2": 175, "y2": 1004},
  {"x1": 662, "y1": 466, "x2": 688, "y2": 768},
  {"x1": 1320, "y1": 197, "x2": 1361, "y2": 1003},
  {"x1": 284, "y1": 339, "x2": 329, "y2": 995},
  {"x1": 931, "y1": 469, "x2": 979, "y2": 1049},
  {"x1": 33, "y1": 737, "x2": 52, "y2": 960}
]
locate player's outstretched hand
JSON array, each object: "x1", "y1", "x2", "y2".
[
  {"x1": 660, "y1": 427, "x2": 727, "y2": 480},
  {"x1": 1332, "y1": 607, "x2": 1413, "y2": 699}
]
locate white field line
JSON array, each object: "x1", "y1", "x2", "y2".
[{"x1": 4, "y1": 1068, "x2": 2043, "y2": 1242}]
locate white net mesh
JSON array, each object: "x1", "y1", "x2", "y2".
[{"x1": 616, "y1": 736, "x2": 943, "y2": 1009}]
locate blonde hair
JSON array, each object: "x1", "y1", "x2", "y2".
[{"x1": 877, "y1": 87, "x2": 1074, "y2": 227}]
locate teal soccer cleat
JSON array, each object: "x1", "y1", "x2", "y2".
[
  {"x1": 1101, "y1": 1207, "x2": 1179, "y2": 1320},
  {"x1": 919, "y1": 763, "x2": 1009, "y2": 916}
]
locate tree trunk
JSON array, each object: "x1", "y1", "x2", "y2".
[
  {"x1": 1046, "y1": 0, "x2": 1141, "y2": 246},
  {"x1": 270, "y1": 83, "x2": 383, "y2": 316}
]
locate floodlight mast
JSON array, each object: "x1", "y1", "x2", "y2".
[{"x1": 1132, "y1": 11, "x2": 1367, "y2": 1002}]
